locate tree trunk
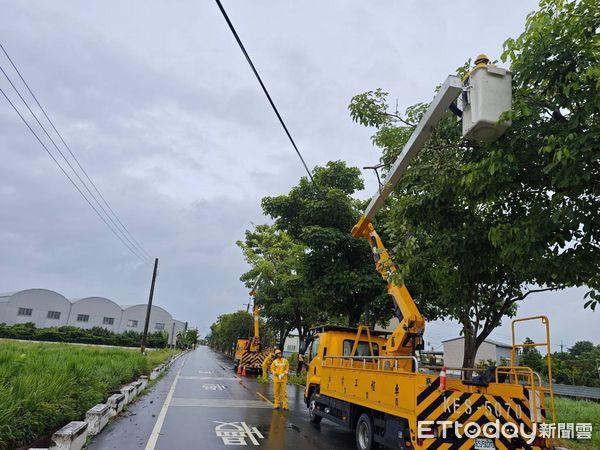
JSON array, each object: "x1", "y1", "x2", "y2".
[
  {"x1": 347, "y1": 310, "x2": 361, "y2": 327},
  {"x1": 279, "y1": 328, "x2": 291, "y2": 352},
  {"x1": 363, "y1": 297, "x2": 370, "y2": 328},
  {"x1": 462, "y1": 333, "x2": 478, "y2": 380}
]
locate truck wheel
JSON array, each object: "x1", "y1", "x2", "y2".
[
  {"x1": 308, "y1": 394, "x2": 322, "y2": 424},
  {"x1": 356, "y1": 413, "x2": 374, "y2": 450}
]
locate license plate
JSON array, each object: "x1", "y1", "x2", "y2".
[{"x1": 475, "y1": 438, "x2": 495, "y2": 449}]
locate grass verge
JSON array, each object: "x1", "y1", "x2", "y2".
[
  {"x1": 553, "y1": 397, "x2": 600, "y2": 450},
  {"x1": 287, "y1": 372, "x2": 306, "y2": 386},
  {"x1": 0, "y1": 340, "x2": 173, "y2": 449}
]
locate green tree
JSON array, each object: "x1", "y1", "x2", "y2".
[
  {"x1": 177, "y1": 328, "x2": 199, "y2": 350},
  {"x1": 261, "y1": 161, "x2": 392, "y2": 327},
  {"x1": 569, "y1": 341, "x2": 595, "y2": 358},
  {"x1": 348, "y1": 0, "x2": 598, "y2": 369},
  {"x1": 237, "y1": 224, "x2": 323, "y2": 349},
  {"x1": 521, "y1": 337, "x2": 544, "y2": 372},
  {"x1": 207, "y1": 311, "x2": 253, "y2": 354}
]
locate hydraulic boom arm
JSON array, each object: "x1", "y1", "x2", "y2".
[
  {"x1": 352, "y1": 216, "x2": 424, "y2": 355},
  {"x1": 352, "y1": 76, "x2": 463, "y2": 356},
  {"x1": 249, "y1": 274, "x2": 262, "y2": 351}
]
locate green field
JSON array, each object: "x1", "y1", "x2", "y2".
[
  {"x1": 554, "y1": 397, "x2": 600, "y2": 450},
  {"x1": 0, "y1": 340, "x2": 173, "y2": 449}
]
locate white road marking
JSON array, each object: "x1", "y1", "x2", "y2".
[
  {"x1": 179, "y1": 376, "x2": 238, "y2": 380},
  {"x1": 214, "y1": 421, "x2": 265, "y2": 446},
  {"x1": 144, "y1": 358, "x2": 186, "y2": 450},
  {"x1": 256, "y1": 391, "x2": 274, "y2": 407},
  {"x1": 170, "y1": 398, "x2": 271, "y2": 408},
  {"x1": 202, "y1": 383, "x2": 227, "y2": 390}
]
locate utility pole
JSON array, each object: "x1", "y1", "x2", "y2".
[
  {"x1": 141, "y1": 258, "x2": 159, "y2": 354},
  {"x1": 171, "y1": 322, "x2": 176, "y2": 360}
]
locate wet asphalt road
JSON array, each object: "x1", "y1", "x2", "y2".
[{"x1": 90, "y1": 345, "x2": 356, "y2": 450}]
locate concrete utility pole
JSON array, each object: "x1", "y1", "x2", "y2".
[
  {"x1": 171, "y1": 322, "x2": 176, "y2": 359},
  {"x1": 141, "y1": 258, "x2": 159, "y2": 354}
]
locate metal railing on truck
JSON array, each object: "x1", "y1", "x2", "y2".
[{"x1": 322, "y1": 355, "x2": 419, "y2": 372}]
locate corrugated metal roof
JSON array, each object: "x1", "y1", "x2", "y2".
[
  {"x1": 546, "y1": 383, "x2": 600, "y2": 401},
  {"x1": 0, "y1": 290, "x2": 21, "y2": 298},
  {"x1": 0, "y1": 290, "x2": 178, "y2": 320}
]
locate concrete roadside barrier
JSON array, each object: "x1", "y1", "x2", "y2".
[
  {"x1": 150, "y1": 364, "x2": 164, "y2": 380},
  {"x1": 130, "y1": 380, "x2": 143, "y2": 396},
  {"x1": 85, "y1": 404, "x2": 110, "y2": 435},
  {"x1": 49, "y1": 421, "x2": 88, "y2": 450},
  {"x1": 106, "y1": 393, "x2": 125, "y2": 417},
  {"x1": 139, "y1": 375, "x2": 148, "y2": 391},
  {"x1": 120, "y1": 384, "x2": 135, "y2": 404},
  {"x1": 149, "y1": 367, "x2": 161, "y2": 380}
]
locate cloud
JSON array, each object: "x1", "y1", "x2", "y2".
[{"x1": 4, "y1": 0, "x2": 590, "y2": 347}]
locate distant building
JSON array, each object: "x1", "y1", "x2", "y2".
[
  {"x1": 69, "y1": 297, "x2": 123, "y2": 331},
  {"x1": 0, "y1": 288, "x2": 186, "y2": 344},
  {"x1": 443, "y1": 337, "x2": 512, "y2": 367},
  {"x1": 282, "y1": 334, "x2": 299, "y2": 357}
]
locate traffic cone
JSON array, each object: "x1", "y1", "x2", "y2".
[
  {"x1": 242, "y1": 366, "x2": 247, "y2": 377},
  {"x1": 237, "y1": 364, "x2": 242, "y2": 375},
  {"x1": 438, "y1": 365, "x2": 447, "y2": 391}
]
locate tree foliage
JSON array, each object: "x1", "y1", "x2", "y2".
[
  {"x1": 0, "y1": 322, "x2": 168, "y2": 348},
  {"x1": 207, "y1": 311, "x2": 253, "y2": 354},
  {"x1": 237, "y1": 224, "x2": 323, "y2": 348},
  {"x1": 348, "y1": 0, "x2": 599, "y2": 368},
  {"x1": 550, "y1": 341, "x2": 600, "y2": 387},
  {"x1": 261, "y1": 161, "x2": 392, "y2": 327},
  {"x1": 176, "y1": 328, "x2": 199, "y2": 350},
  {"x1": 520, "y1": 337, "x2": 545, "y2": 373}
]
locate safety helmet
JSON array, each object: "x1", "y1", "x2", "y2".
[{"x1": 274, "y1": 349, "x2": 282, "y2": 355}]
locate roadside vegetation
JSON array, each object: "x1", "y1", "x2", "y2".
[
  {"x1": 522, "y1": 338, "x2": 600, "y2": 387},
  {"x1": 0, "y1": 340, "x2": 173, "y2": 449},
  {"x1": 0, "y1": 321, "x2": 168, "y2": 348},
  {"x1": 554, "y1": 397, "x2": 600, "y2": 450}
]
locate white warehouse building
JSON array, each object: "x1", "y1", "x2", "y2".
[
  {"x1": 442, "y1": 337, "x2": 512, "y2": 367},
  {"x1": 0, "y1": 288, "x2": 186, "y2": 345}
]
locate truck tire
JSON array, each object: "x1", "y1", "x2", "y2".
[
  {"x1": 308, "y1": 393, "x2": 322, "y2": 424},
  {"x1": 356, "y1": 413, "x2": 374, "y2": 450}
]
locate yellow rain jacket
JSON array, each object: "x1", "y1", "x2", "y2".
[{"x1": 270, "y1": 357, "x2": 289, "y2": 383}]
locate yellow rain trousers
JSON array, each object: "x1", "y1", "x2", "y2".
[{"x1": 270, "y1": 357, "x2": 289, "y2": 409}]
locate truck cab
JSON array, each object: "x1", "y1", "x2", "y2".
[{"x1": 303, "y1": 326, "x2": 390, "y2": 412}]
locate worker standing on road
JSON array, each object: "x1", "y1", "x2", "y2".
[
  {"x1": 262, "y1": 352, "x2": 273, "y2": 379},
  {"x1": 270, "y1": 349, "x2": 289, "y2": 410}
]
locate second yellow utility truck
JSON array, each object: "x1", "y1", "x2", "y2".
[{"x1": 234, "y1": 275, "x2": 272, "y2": 373}]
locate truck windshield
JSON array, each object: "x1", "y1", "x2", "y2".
[
  {"x1": 343, "y1": 340, "x2": 379, "y2": 357},
  {"x1": 308, "y1": 337, "x2": 320, "y2": 361}
]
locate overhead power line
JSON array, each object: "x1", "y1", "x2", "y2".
[
  {"x1": 0, "y1": 44, "x2": 152, "y2": 265},
  {"x1": 0, "y1": 87, "x2": 149, "y2": 265},
  {"x1": 0, "y1": 43, "x2": 152, "y2": 262},
  {"x1": 214, "y1": 0, "x2": 316, "y2": 185},
  {"x1": 0, "y1": 64, "x2": 151, "y2": 265}
]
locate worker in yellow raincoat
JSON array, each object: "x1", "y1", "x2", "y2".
[
  {"x1": 270, "y1": 349, "x2": 289, "y2": 410},
  {"x1": 262, "y1": 352, "x2": 273, "y2": 379}
]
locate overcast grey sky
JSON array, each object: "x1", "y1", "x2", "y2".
[{"x1": 0, "y1": 0, "x2": 596, "y2": 350}]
